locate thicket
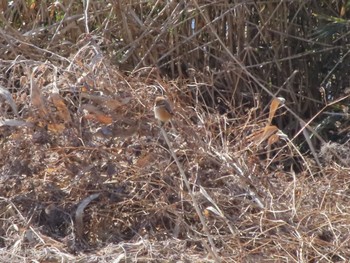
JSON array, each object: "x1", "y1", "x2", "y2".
[{"x1": 0, "y1": 1, "x2": 350, "y2": 262}]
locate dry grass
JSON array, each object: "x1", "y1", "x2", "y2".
[{"x1": 1, "y1": 0, "x2": 350, "y2": 262}]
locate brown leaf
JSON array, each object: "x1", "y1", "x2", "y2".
[
  {"x1": 94, "y1": 113, "x2": 113, "y2": 124},
  {"x1": 48, "y1": 123, "x2": 65, "y2": 133},
  {"x1": 82, "y1": 104, "x2": 113, "y2": 124},
  {"x1": 51, "y1": 93, "x2": 72, "y2": 123},
  {"x1": 251, "y1": 125, "x2": 279, "y2": 145},
  {"x1": 268, "y1": 97, "x2": 285, "y2": 125},
  {"x1": 267, "y1": 133, "x2": 280, "y2": 145},
  {"x1": 136, "y1": 153, "x2": 156, "y2": 168}
]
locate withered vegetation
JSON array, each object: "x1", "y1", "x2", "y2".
[{"x1": 1, "y1": 1, "x2": 350, "y2": 262}]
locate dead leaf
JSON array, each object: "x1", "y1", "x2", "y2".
[
  {"x1": 267, "y1": 133, "x2": 280, "y2": 145},
  {"x1": 136, "y1": 153, "x2": 156, "y2": 167},
  {"x1": 82, "y1": 104, "x2": 113, "y2": 124},
  {"x1": 251, "y1": 125, "x2": 279, "y2": 145},
  {"x1": 51, "y1": 93, "x2": 72, "y2": 123},
  {"x1": 268, "y1": 97, "x2": 285, "y2": 125},
  {"x1": 48, "y1": 123, "x2": 65, "y2": 133},
  {"x1": 86, "y1": 113, "x2": 113, "y2": 124}
]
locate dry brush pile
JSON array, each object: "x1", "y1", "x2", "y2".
[{"x1": 0, "y1": 0, "x2": 350, "y2": 262}]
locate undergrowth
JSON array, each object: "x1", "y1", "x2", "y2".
[{"x1": 0, "y1": 0, "x2": 350, "y2": 262}]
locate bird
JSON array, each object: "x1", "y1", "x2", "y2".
[{"x1": 154, "y1": 96, "x2": 174, "y2": 125}]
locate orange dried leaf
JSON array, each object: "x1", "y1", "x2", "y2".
[
  {"x1": 252, "y1": 125, "x2": 279, "y2": 145},
  {"x1": 81, "y1": 86, "x2": 88, "y2": 92},
  {"x1": 48, "y1": 123, "x2": 65, "y2": 133},
  {"x1": 267, "y1": 134, "x2": 280, "y2": 145},
  {"x1": 85, "y1": 113, "x2": 113, "y2": 124},
  {"x1": 268, "y1": 97, "x2": 285, "y2": 125},
  {"x1": 82, "y1": 104, "x2": 113, "y2": 124},
  {"x1": 247, "y1": 129, "x2": 263, "y2": 142},
  {"x1": 95, "y1": 113, "x2": 113, "y2": 124}
]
